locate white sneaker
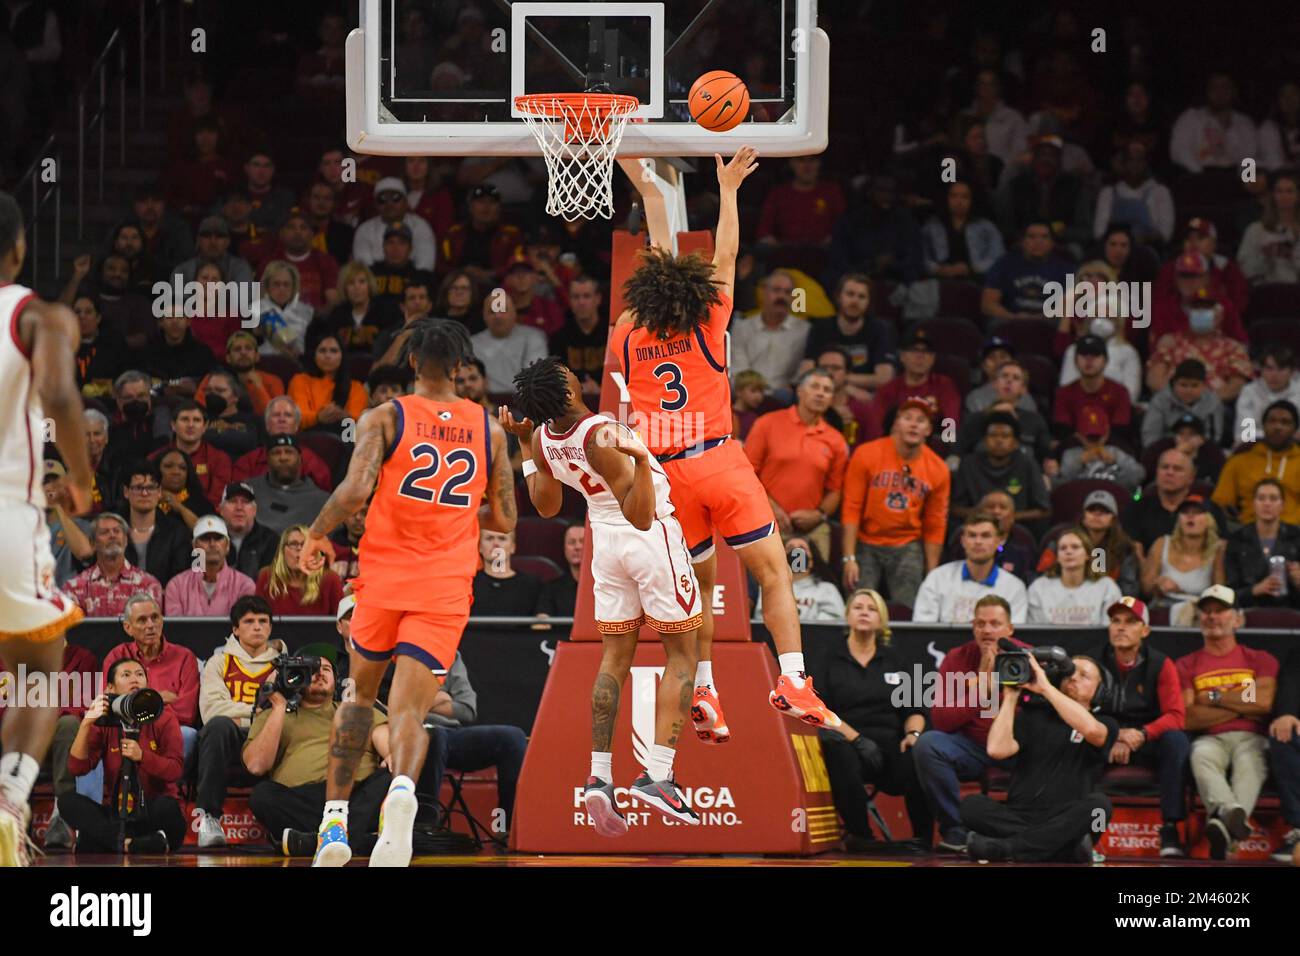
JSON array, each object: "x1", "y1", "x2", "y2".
[
  {"x1": 0, "y1": 797, "x2": 35, "y2": 867},
  {"x1": 368, "y1": 787, "x2": 418, "y2": 868},
  {"x1": 197, "y1": 811, "x2": 227, "y2": 848}
]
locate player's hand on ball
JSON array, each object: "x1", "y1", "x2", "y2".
[
  {"x1": 301, "y1": 532, "x2": 334, "y2": 573},
  {"x1": 716, "y1": 145, "x2": 759, "y2": 191},
  {"x1": 498, "y1": 406, "x2": 535, "y2": 439}
]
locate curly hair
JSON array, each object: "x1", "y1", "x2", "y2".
[
  {"x1": 512, "y1": 356, "x2": 570, "y2": 425},
  {"x1": 399, "y1": 317, "x2": 473, "y2": 379},
  {"x1": 622, "y1": 247, "x2": 722, "y2": 340}
]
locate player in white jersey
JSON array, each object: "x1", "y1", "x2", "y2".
[
  {"x1": 501, "y1": 357, "x2": 702, "y2": 833},
  {"x1": 0, "y1": 192, "x2": 94, "y2": 866}
]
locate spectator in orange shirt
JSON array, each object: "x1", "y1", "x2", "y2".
[
  {"x1": 745, "y1": 368, "x2": 849, "y2": 564},
  {"x1": 287, "y1": 333, "x2": 368, "y2": 432},
  {"x1": 869, "y1": 327, "x2": 962, "y2": 452},
  {"x1": 840, "y1": 398, "x2": 951, "y2": 606}
]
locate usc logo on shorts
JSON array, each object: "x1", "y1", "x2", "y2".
[{"x1": 679, "y1": 574, "x2": 693, "y2": 594}]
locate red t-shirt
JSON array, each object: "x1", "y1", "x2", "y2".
[
  {"x1": 1052, "y1": 378, "x2": 1133, "y2": 429},
  {"x1": 272, "y1": 248, "x2": 339, "y2": 312},
  {"x1": 255, "y1": 567, "x2": 343, "y2": 617},
  {"x1": 1176, "y1": 643, "x2": 1279, "y2": 735},
  {"x1": 756, "y1": 182, "x2": 846, "y2": 245}
]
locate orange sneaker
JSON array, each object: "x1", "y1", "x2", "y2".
[
  {"x1": 691, "y1": 685, "x2": 731, "y2": 743},
  {"x1": 769, "y1": 674, "x2": 842, "y2": 729}
]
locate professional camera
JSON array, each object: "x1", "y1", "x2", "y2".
[
  {"x1": 95, "y1": 687, "x2": 165, "y2": 732},
  {"x1": 994, "y1": 639, "x2": 1075, "y2": 689},
  {"x1": 259, "y1": 652, "x2": 322, "y2": 713}
]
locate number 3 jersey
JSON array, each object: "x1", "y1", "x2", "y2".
[{"x1": 354, "y1": 395, "x2": 491, "y2": 610}]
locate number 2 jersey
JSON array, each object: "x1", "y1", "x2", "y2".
[
  {"x1": 535, "y1": 413, "x2": 674, "y2": 525},
  {"x1": 353, "y1": 395, "x2": 491, "y2": 611}
]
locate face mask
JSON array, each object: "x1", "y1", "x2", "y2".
[
  {"x1": 204, "y1": 393, "x2": 228, "y2": 418},
  {"x1": 1089, "y1": 318, "x2": 1115, "y2": 339},
  {"x1": 1188, "y1": 308, "x2": 1216, "y2": 334},
  {"x1": 123, "y1": 400, "x2": 150, "y2": 422}
]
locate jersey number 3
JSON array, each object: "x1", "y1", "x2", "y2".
[
  {"x1": 399, "y1": 443, "x2": 477, "y2": 506},
  {"x1": 653, "y1": 362, "x2": 688, "y2": 411}
]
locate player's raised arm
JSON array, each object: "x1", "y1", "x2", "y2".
[
  {"x1": 27, "y1": 300, "x2": 92, "y2": 513},
  {"x1": 500, "y1": 407, "x2": 562, "y2": 519},
  {"x1": 587, "y1": 423, "x2": 655, "y2": 531},
  {"x1": 302, "y1": 402, "x2": 394, "y2": 568},
  {"x1": 711, "y1": 146, "x2": 759, "y2": 302},
  {"x1": 481, "y1": 413, "x2": 518, "y2": 533}
]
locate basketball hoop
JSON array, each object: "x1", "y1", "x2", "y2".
[{"x1": 515, "y1": 93, "x2": 640, "y2": 222}]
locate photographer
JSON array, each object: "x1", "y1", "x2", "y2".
[
  {"x1": 1092, "y1": 597, "x2": 1191, "y2": 858},
  {"x1": 195, "y1": 595, "x2": 287, "y2": 848},
  {"x1": 58, "y1": 658, "x2": 187, "y2": 854},
  {"x1": 243, "y1": 642, "x2": 392, "y2": 857},
  {"x1": 961, "y1": 653, "x2": 1117, "y2": 863}
]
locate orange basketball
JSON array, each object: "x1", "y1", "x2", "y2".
[{"x1": 688, "y1": 71, "x2": 750, "y2": 132}]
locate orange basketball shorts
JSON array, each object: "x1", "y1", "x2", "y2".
[
  {"x1": 659, "y1": 438, "x2": 776, "y2": 562},
  {"x1": 349, "y1": 600, "x2": 469, "y2": 676}
]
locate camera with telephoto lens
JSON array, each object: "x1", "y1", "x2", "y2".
[
  {"x1": 95, "y1": 688, "x2": 165, "y2": 733},
  {"x1": 994, "y1": 639, "x2": 1075, "y2": 692},
  {"x1": 259, "y1": 653, "x2": 322, "y2": 713}
]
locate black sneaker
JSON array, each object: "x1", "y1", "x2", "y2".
[
  {"x1": 1159, "y1": 823, "x2": 1185, "y2": 858},
  {"x1": 127, "y1": 830, "x2": 169, "y2": 855},
  {"x1": 967, "y1": 833, "x2": 1008, "y2": 862},
  {"x1": 937, "y1": 831, "x2": 969, "y2": 855},
  {"x1": 1074, "y1": 834, "x2": 1095, "y2": 864},
  {"x1": 1222, "y1": 806, "x2": 1252, "y2": 841},
  {"x1": 629, "y1": 772, "x2": 699, "y2": 825},
  {"x1": 1206, "y1": 817, "x2": 1230, "y2": 860},
  {"x1": 1271, "y1": 827, "x2": 1300, "y2": 863},
  {"x1": 281, "y1": 828, "x2": 318, "y2": 857},
  {"x1": 842, "y1": 832, "x2": 877, "y2": 853}
]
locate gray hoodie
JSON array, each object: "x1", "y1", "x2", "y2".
[{"x1": 1141, "y1": 386, "x2": 1223, "y2": 447}]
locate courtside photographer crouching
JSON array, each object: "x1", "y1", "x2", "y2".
[
  {"x1": 960, "y1": 646, "x2": 1117, "y2": 863},
  {"x1": 58, "y1": 658, "x2": 187, "y2": 854}
]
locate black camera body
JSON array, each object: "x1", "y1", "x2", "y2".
[
  {"x1": 995, "y1": 642, "x2": 1075, "y2": 691},
  {"x1": 95, "y1": 687, "x2": 165, "y2": 735},
  {"x1": 260, "y1": 653, "x2": 322, "y2": 713}
]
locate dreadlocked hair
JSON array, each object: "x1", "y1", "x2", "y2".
[
  {"x1": 622, "y1": 246, "x2": 723, "y2": 340},
  {"x1": 512, "y1": 356, "x2": 570, "y2": 425},
  {"x1": 399, "y1": 317, "x2": 474, "y2": 378}
]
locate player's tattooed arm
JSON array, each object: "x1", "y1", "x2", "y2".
[
  {"x1": 591, "y1": 672, "x2": 621, "y2": 752},
  {"x1": 306, "y1": 404, "x2": 391, "y2": 556},
  {"x1": 588, "y1": 423, "x2": 655, "y2": 531},
  {"x1": 480, "y1": 414, "x2": 518, "y2": 533}
]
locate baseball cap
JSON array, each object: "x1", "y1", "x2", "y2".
[
  {"x1": 383, "y1": 221, "x2": 412, "y2": 241},
  {"x1": 221, "y1": 481, "x2": 256, "y2": 503},
  {"x1": 470, "y1": 183, "x2": 501, "y2": 201},
  {"x1": 1175, "y1": 252, "x2": 1209, "y2": 275},
  {"x1": 981, "y1": 335, "x2": 1016, "y2": 359},
  {"x1": 373, "y1": 176, "x2": 407, "y2": 198},
  {"x1": 1186, "y1": 217, "x2": 1217, "y2": 239},
  {"x1": 280, "y1": 207, "x2": 311, "y2": 228},
  {"x1": 1075, "y1": 334, "x2": 1107, "y2": 356},
  {"x1": 1031, "y1": 133, "x2": 1064, "y2": 151},
  {"x1": 1083, "y1": 489, "x2": 1118, "y2": 514},
  {"x1": 1173, "y1": 358, "x2": 1207, "y2": 382},
  {"x1": 197, "y1": 215, "x2": 230, "y2": 237},
  {"x1": 297, "y1": 641, "x2": 339, "y2": 668},
  {"x1": 1177, "y1": 493, "x2": 1208, "y2": 513},
  {"x1": 267, "y1": 433, "x2": 300, "y2": 452},
  {"x1": 1196, "y1": 584, "x2": 1236, "y2": 609},
  {"x1": 192, "y1": 514, "x2": 229, "y2": 541},
  {"x1": 336, "y1": 593, "x2": 357, "y2": 623},
  {"x1": 1107, "y1": 596, "x2": 1150, "y2": 625},
  {"x1": 897, "y1": 396, "x2": 936, "y2": 421},
  {"x1": 1078, "y1": 405, "x2": 1110, "y2": 440},
  {"x1": 43, "y1": 459, "x2": 66, "y2": 479},
  {"x1": 1172, "y1": 412, "x2": 1205, "y2": 434},
  {"x1": 900, "y1": 327, "x2": 936, "y2": 351},
  {"x1": 502, "y1": 259, "x2": 536, "y2": 278}
]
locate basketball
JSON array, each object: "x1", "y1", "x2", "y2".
[{"x1": 688, "y1": 70, "x2": 750, "y2": 132}]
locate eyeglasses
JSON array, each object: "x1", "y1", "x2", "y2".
[
  {"x1": 284, "y1": 541, "x2": 304, "y2": 550},
  {"x1": 128, "y1": 484, "x2": 160, "y2": 493}
]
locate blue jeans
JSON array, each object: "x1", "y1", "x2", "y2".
[
  {"x1": 1125, "y1": 730, "x2": 1191, "y2": 822},
  {"x1": 1268, "y1": 734, "x2": 1300, "y2": 827},
  {"x1": 912, "y1": 729, "x2": 1014, "y2": 842},
  {"x1": 418, "y1": 725, "x2": 528, "y2": 829}
]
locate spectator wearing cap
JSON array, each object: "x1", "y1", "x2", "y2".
[
  {"x1": 266, "y1": 208, "x2": 340, "y2": 312},
  {"x1": 730, "y1": 271, "x2": 809, "y2": 397},
  {"x1": 1092, "y1": 597, "x2": 1191, "y2": 858},
  {"x1": 1052, "y1": 334, "x2": 1133, "y2": 440},
  {"x1": 840, "y1": 399, "x2": 951, "y2": 607},
  {"x1": 952, "y1": 411, "x2": 1051, "y2": 533},
  {"x1": 1170, "y1": 73, "x2": 1259, "y2": 175},
  {"x1": 1037, "y1": 490, "x2": 1140, "y2": 596},
  {"x1": 42, "y1": 460, "x2": 94, "y2": 588},
  {"x1": 440, "y1": 183, "x2": 524, "y2": 287},
  {"x1": 1140, "y1": 495, "x2": 1226, "y2": 618},
  {"x1": 1224, "y1": 477, "x2": 1300, "y2": 609},
  {"x1": 231, "y1": 396, "x2": 332, "y2": 490},
  {"x1": 913, "y1": 511, "x2": 1028, "y2": 623},
  {"x1": 163, "y1": 515, "x2": 256, "y2": 617},
  {"x1": 995, "y1": 135, "x2": 1093, "y2": 256},
  {"x1": 352, "y1": 176, "x2": 437, "y2": 272},
  {"x1": 1026, "y1": 527, "x2": 1122, "y2": 624},
  {"x1": 1154, "y1": 217, "x2": 1250, "y2": 321},
  {"x1": 502, "y1": 258, "x2": 565, "y2": 337},
  {"x1": 920, "y1": 180, "x2": 1004, "y2": 281},
  {"x1": 960, "y1": 362, "x2": 1052, "y2": 460},
  {"x1": 1124, "y1": 448, "x2": 1229, "y2": 553},
  {"x1": 145, "y1": 399, "x2": 233, "y2": 503},
  {"x1": 745, "y1": 368, "x2": 848, "y2": 564},
  {"x1": 966, "y1": 338, "x2": 1035, "y2": 415},
  {"x1": 1237, "y1": 170, "x2": 1300, "y2": 285},
  {"x1": 470, "y1": 291, "x2": 548, "y2": 394},
  {"x1": 980, "y1": 220, "x2": 1074, "y2": 322},
  {"x1": 1144, "y1": 412, "x2": 1227, "y2": 486},
  {"x1": 1213, "y1": 399, "x2": 1300, "y2": 524},
  {"x1": 756, "y1": 155, "x2": 846, "y2": 248},
  {"x1": 257, "y1": 260, "x2": 315, "y2": 360},
  {"x1": 550, "y1": 275, "x2": 607, "y2": 399},
  {"x1": 798, "y1": 275, "x2": 897, "y2": 394},
  {"x1": 1141, "y1": 358, "x2": 1224, "y2": 448},
  {"x1": 825, "y1": 174, "x2": 923, "y2": 287},
  {"x1": 241, "y1": 149, "x2": 296, "y2": 233},
  {"x1": 867, "y1": 327, "x2": 960, "y2": 450},
  {"x1": 172, "y1": 215, "x2": 254, "y2": 286},
  {"x1": 288, "y1": 331, "x2": 367, "y2": 432},
  {"x1": 65, "y1": 513, "x2": 165, "y2": 617},
  {"x1": 1236, "y1": 344, "x2": 1300, "y2": 445},
  {"x1": 115, "y1": 460, "x2": 196, "y2": 588},
  {"x1": 1054, "y1": 261, "x2": 1143, "y2": 404},
  {"x1": 1057, "y1": 406, "x2": 1145, "y2": 491},
  {"x1": 1092, "y1": 141, "x2": 1174, "y2": 246},
  {"x1": 369, "y1": 222, "x2": 425, "y2": 312},
  {"x1": 1150, "y1": 250, "x2": 1249, "y2": 348},
  {"x1": 218, "y1": 481, "x2": 281, "y2": 580},
  {"x1": 244, "y1": 435, "x2": 330, "y2": 536},
  {"x1": 1179, "y1": 585, "x2": 1279, "y2": 860}
]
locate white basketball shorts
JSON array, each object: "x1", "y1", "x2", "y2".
[{"x1": 590, "y1": 514, "x2": 703, "y2": 635}]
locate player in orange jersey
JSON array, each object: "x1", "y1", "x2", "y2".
[
  {"x1": 610, "y1": 149, "x2": 841, "y2": 741},
  {"x1": 301, "y1": 319, "x2": 515, "y2": 867}
]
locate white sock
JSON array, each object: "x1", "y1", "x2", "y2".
[
  {"x1": 322, "y1": 800, "x2": 349, "y2": 829},
  {"x1": 590, "y1": 752, "x2": 613, "y2": 784},
  {"x1": 0, "y1": 752, "x2": 39, "y2": 806},
  {"x1": 778, "y1": 653, "x2": 807, "y2": 682},
  {"x1": 647, "y1": 745, "x2": 676, "y2": 783},
  {"x1": 388, "y1": 774, "x2": 415, "y2": 796},
  {"x1": 695, "y1": 660, "x2": 714, "y2": 690}
]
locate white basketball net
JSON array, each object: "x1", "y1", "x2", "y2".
[{"x1": 515, "y1": 94, "x2": 639, "y2": 221}]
